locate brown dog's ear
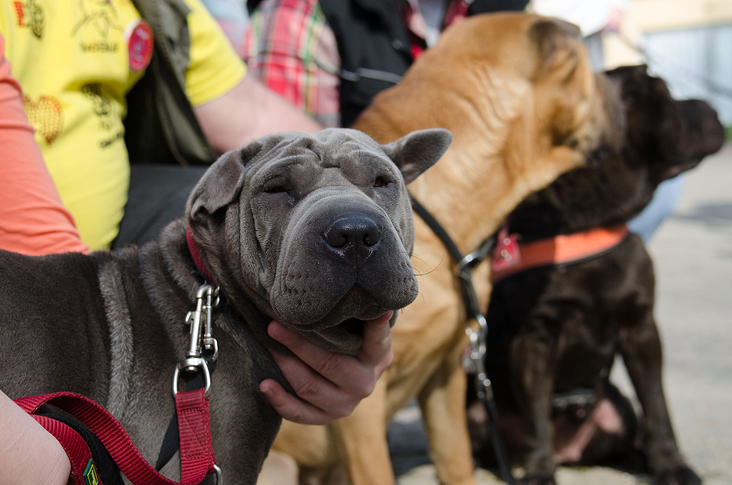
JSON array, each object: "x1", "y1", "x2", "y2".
[
  {"x1": 531, "y1": 17, "x2": 581, "y2": 72},
  {"x1": 605, "y1": 64, "x2": 650, "y2": 108},
  {"x1": 187, "y1": 139, "x2": 265, "y2": 222},
  {"x1": 381, "y1": 128, "x2": 452, "y2": 184}
]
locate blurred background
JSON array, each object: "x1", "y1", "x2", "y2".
[{"x1": 605, "y1": 0, "x2": 732, "y2": 131}]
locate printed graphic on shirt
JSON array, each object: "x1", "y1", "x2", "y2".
[
  {"x1": 12, "y1": 0, "x2": 45, "y2": 39},
  {"x1": 82, "y1": 83, "x2": 115, "y2": 131},
  {"x1": 74, "y1": 0, "x2": 123, "y2": 53},
  {"x1": 23, "y1": 94, "x2": 63, "y2": 144}
]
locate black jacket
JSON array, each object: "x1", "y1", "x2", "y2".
[{"x1": 317, "y1": 0, "x2": 529, "y2": 126}]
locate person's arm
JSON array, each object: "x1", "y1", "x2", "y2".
[
  {"x1": 182, "y1": 0, "x2": 323, "y2": 153},
  {"x1": 260, "y1": 312, "x2": 394, "y2": 424},
  {"x1": 0, "y1": 390, "x2": 71, "y2": 485},
  {"x1": 0, "y1": 34, "x2": 89, "y2": 256},
  {"x1": 194, "y1": 73, "x2": 322, "y2": 153}
]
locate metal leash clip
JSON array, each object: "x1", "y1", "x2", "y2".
[
  {"x1": 173, "y1": 284, "x2": 220, "y2": 397},
  {"x1": 463, "y1": 313, "x2": 494, "y2": 401}
]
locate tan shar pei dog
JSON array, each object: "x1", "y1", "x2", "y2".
[{"x1": 260, "y1": 12, "x2": 624, "y2": 485}]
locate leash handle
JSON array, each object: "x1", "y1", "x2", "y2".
[
  {"x1": 30, "y1": 414, "x2": 99, "y2": 485},
  {"x1": 15, "y1": 391, "x2": 219, "y2": 485}
]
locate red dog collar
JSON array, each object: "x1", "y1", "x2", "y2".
[
  {"x1": 186, "y1": 227, "x2": 216, "y2": 285},
  {"x1": 490, "y1": 225, "x2": 630, "y2": 284}
]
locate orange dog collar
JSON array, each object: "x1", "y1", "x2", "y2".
[{"x1": 490, "y1": 225, "x2": 630, "y2": 284}]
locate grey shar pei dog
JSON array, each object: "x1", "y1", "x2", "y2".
[{"x1": 0, "y1": 128, "x2": 452, "y2": 484}]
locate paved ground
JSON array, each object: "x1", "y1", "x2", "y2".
[{"x1": 388, "y1": 142, "x2": 732, "y2": 485}]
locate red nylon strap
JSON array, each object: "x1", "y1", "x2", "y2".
[
  {"x1": 176, "y1": 388, "x2": 216, "y2": 482},
  {"x1": 31, "y1": 414, "x2": 96, "y2": 485},
  {"x1": 186, "y1": 226, "x2": 216, "y2": 285},
  {"x1": 15, "y1": 391, "x2": 217, "y2": 485}
]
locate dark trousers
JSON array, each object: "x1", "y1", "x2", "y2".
[{"x1": 112, "y1": 164, "x2": 208, "y2": 249}]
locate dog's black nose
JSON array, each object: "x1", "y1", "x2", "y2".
[{"x1": 324, "y1": 214, "x2": 381, "y2": 261}]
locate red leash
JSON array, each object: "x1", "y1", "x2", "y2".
[
  {"x1": 15, "y1": 236, "x2": 222, "y2": 484},
  {"x1": 15, "y1": 390, "x2": 218, "y2": 485}
]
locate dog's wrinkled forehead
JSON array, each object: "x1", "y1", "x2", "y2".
[
  {"x1": 247, "y1": 129, "x2": 401, "y2": 191},
  {"x1": 256, "y1": 129, "x2": 390, "y2": 167}
]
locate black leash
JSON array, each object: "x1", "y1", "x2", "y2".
[{"x1": 411, "y1": 196, "x2": 515, "y2": 485}]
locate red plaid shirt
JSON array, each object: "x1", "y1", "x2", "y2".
[{"x1": 242, "y1": 0, "x2": 470, "y2": 127}]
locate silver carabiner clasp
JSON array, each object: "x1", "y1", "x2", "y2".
[
  {"x1": 184, "y1": 284, "x2": 220, "y2": 364},
  {"x1": 201, "y1": 285, "x2": 220, "y2": 362},
  {"x1": 173, "y1": 284, "x2": 220, "y2": 396},
  {"x1": 172, "y1": 356, "x2": 211, "y2": 397},
  {"x1": 212, "y1": 464, "x2": 223, "y2": 484}
]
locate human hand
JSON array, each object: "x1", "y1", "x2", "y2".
[
  {"x1": 0, "y1": 391, "x2": 71, "y2": 485},
  {"x1": 259, "y1": 311, "x2": 394, "y2": 425}
]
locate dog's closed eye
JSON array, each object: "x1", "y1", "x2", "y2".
[
  {"x1": 265, "y1": 185, "x2": 289, "y2": 194},
  {"x1": 261, "y1": 181, "x2": 297, "y2": 206},
  {"x1": 374, "y1": 176, "x2": 391, "y2": 188}
]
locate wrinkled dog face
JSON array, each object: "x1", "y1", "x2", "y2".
[{"x1": 188, "y1": 128, "x2": 452, "y2": 354}]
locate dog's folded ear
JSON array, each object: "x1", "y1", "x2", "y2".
[
  {"x1": 531, "y1": 17, "x2": 582, "y2": 73},
  {"x1": 381, "y1": 128, "x2": 453, "y2": 184},
  {"x1": 188, "y1": 139, "x2": 268, "y2": 222}
]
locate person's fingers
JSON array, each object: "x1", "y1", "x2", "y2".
[
  {"x1": 267, "y1": 321, "x2": 350, "y2": 377},
  {"x1": 270, "y1": 348, "x2": 355, "y2": 411},
  {"x1": 358, "y1": 311, "x2": 394, "y2": 370},
  {"x1": 268, "y1": 316, "x2": 391, "y2": 396},
  {"x1": 262, "y1": 348, "x2": 362, "y2": 422},
  {"x1": 259, "y1": 378, "x2": 332, "y2": 425},
  {"x1": 264, "y1": 313, "x2": 396, "y2": 423}
]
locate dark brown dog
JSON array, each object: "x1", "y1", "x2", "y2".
[{"x1": 468, "y1": 65, "x2": 725, "y2": 485}]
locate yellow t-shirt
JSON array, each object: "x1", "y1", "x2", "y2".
[{"x1": 0, "y1": 0, "x2": 245, "y2": 250}]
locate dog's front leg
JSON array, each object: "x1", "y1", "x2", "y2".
[
  {"x1": 418, "y1": 352, "x2": 478, "y2": 485},
  {"x1": 331, "y1": 376, "x2": 394, "y2": 485},
  {"x1": 621, "y1": 312, "x2": 701, "y2": 485},
  {"x1": 510, "y1": 326, "x2": 557, "y2": 484}
]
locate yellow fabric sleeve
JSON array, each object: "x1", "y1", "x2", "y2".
[{"x1": 183, "y1": 0, "x2": 247, "y2": 107}]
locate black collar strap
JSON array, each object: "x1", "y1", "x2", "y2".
[
  {"x1": 410, "y1": 196, "x2": 496, "y2": 322},
  {"x1": 410, "y1": 195, "x2": 515, "y2": 485}
]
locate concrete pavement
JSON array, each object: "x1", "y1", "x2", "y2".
[{"x1": 389, "y1": 142, "x2": 732, "y2": 485}]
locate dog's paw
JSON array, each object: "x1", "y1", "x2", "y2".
[
  {"x1": 518, "y1": 476, "x2": 556, "y2": 485},
  {"x1": 657, "y1": 466, "x2": 702, "y2": 485}
]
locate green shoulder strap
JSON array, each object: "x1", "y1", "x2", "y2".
[{"x1": 125, "y1": 0, "x2": 218, "y2": 166}]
